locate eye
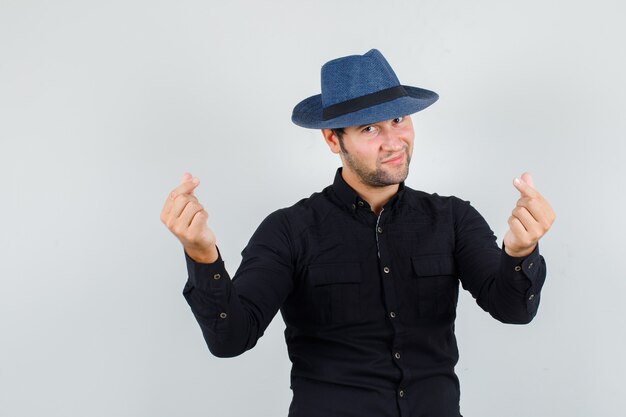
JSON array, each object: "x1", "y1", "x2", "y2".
[
  {"x1": 362, "y1": 125, "x2": 377, "y2": 134},
  {"x1": 393, "y1": 116, "x2": 404, "y2": 124}
]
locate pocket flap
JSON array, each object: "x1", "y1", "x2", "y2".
[
  {"x1": 308, "y1": 262, "x2": 362, "y2": 286},
  {"x1": 411, "y1": 255, "x2": 456, "y2": 277}
]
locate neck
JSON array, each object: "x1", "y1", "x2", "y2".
[{"x1": 341, "y1": 169, "x2": 399, "y2": 215}]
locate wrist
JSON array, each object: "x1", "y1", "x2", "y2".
[
  {"x1": 185, "y1": 244, "x2": 219, "y2": 264},
  {"x1": 504, "y1": 243, "x2": 536, "y2": 258}
]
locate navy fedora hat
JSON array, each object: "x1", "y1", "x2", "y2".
[{"x1": 291, "y1": 49, "x2": 438, "y2": 129}]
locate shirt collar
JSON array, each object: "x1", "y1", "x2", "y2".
[{"x1": 331, "y1": 167, "x2": 406, "y2": 212}]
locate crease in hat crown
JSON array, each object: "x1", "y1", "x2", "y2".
[
  {"x1": 320, "y1": 49, "x2": 400, "y2": 108},
  {"x1": 291, "y1": 48, "x2": 439, "y2": 129}
]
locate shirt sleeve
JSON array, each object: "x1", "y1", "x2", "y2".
[
  {"x1": 182, "y1": 210, "x2": 295, "y2": 357},
  {"x1": 452, "y1": 197, "x2": 547, "y2": 324}
]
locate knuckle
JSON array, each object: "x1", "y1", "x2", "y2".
[
  {"x1": 187, "y1": 202, "x2": 202, "y2": 213},
  {"x1": 528, "y1": 198, "x2": 540, "y2": 209},
  {"x1": 172, "y1": 224, "x2": 186, "y2": 236},
  {"x1": 174, "y1": 193, "x2": 189, "y2": 203}
]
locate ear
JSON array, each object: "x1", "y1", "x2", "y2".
[{"x1": 322, "y1": 129, "x2": 342, "y2": 154}]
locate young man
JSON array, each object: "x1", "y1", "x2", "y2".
[{"x1": 160, "y1": 49, "x2": 555, "y2": 417}]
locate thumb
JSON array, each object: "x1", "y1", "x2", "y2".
[
  {"x1": 521, "y1": 172, "x2": 535, "y2": 188},
  {"x1": 178, "y1": 172, "x2": 199, "y2": 196}
]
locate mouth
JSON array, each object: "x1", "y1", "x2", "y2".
[{"x1": 381, "y1": 153, "x2": 405, "y2": 164}]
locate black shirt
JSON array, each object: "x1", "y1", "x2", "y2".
[{"x1": 183, "y1": 168, "x2": 546, "y2": 417}]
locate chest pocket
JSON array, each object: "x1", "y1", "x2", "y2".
[
  {"x1": 410, "y1": 254, "x2": 459, "y2": 319},
  {"x1": 307, "y1": 262, "x2": 362, "y2": 325}
]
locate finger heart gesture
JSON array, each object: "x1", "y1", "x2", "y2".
[{"x1": 503, "y1": 172, "x2": 556, "y2": 257}]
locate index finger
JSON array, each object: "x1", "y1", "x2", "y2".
[{"x1": 169, "y1": 176, "x2": 200, "y2": 201}]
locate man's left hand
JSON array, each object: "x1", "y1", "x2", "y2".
[{"x1": 503, "y1": 172, "x2": 556, "y2": 257}]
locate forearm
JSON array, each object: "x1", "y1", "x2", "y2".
[
  {"x1": 181, "y1": 209, "x2": 295, "y2": 358},
  {"x1": 182, "y1": 251, "x2": 262, "y2": 358},
  {"x1": 454, "y1": 197, "x2": 548, "y2": 324},
  {"x1": 479, "y1": 244, "x2": 546, "y2": 324}
]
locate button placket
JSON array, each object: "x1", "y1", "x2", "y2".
[{"x1": 375, "y1": 210, "x2": 411, "y2": 406}]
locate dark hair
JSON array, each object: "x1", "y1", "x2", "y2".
[
  {"x1": 331, "y1": 128, "x2": 347, "y2": 152},
  {"x1": 331, "y1": 128, "x2": 345, "y2": 140}
]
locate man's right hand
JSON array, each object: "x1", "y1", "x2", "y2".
[{"x1": 160, "y1": 173, "x2": 219, "y2": 263}]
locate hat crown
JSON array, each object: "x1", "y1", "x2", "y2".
[{"x1": 320, "y1": 49, "x2": 401, "y2": 108}]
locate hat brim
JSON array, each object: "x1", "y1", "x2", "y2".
[{"x1": 291, "y1": 86, "x2": 438, "y2": 129}]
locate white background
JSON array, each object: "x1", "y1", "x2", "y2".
[{"x1": 1, "y1": 1, "x2": 625, "y2": 416}]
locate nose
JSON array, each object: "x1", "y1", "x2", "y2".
[{"x1": 380, "y1": 127, "x2": 404, "y2": 151}]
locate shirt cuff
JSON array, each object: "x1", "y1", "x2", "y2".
[
  {"x1": 500, "y1": 243, "x2": 546, "y2": 314},
  {"x1": 500, "y1": 243, "x2": 542, "y2": 282},
  {"x1": 184, "y1": 247, "x2": 231, "y2": 291}
]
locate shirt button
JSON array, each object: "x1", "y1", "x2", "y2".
[
  {"x1": 377, "y1": 226, "x2": 383, "y2": 233},
  {"x1": 528, "y1": 294, "x2": 535, "y2": 301},
  {"x1": 514, "y1": 266, "x2": 522, "y2": 272},
  {"x1": 528, "y1": 262, "x2": 534, "y2": 269},
  {"x1": 219, "y1": 312, "x2": 228, "y2": 319},
  {"x1": 383, "y1": 266, "x2": 390, "y2": 274},
  {"x1": 389, "y1": 311, "x2": 396, "y2": 319},
  {"x1": 394, "y1": 352, "x2": 401, "y2": 359},
  {"x1": 351, "y1": 203, "x2": 356, "y2": 210},
  {"x1": 213, "y1": 273, "x2": 221, "y2": 280},
  {"x1": 399, "y1": 390, "x2": 405, "y2": 398},
  {"x1": 358, "y1": 200, "x2": 364, "y2": 207}
]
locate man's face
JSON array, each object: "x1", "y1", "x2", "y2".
[{"x1": 333, "y1": 116, "x2": 414, "y2": 188}]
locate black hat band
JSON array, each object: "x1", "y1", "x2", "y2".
[{"x1": 322, "y1": 86, "x2": 408, "y2": 121}]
